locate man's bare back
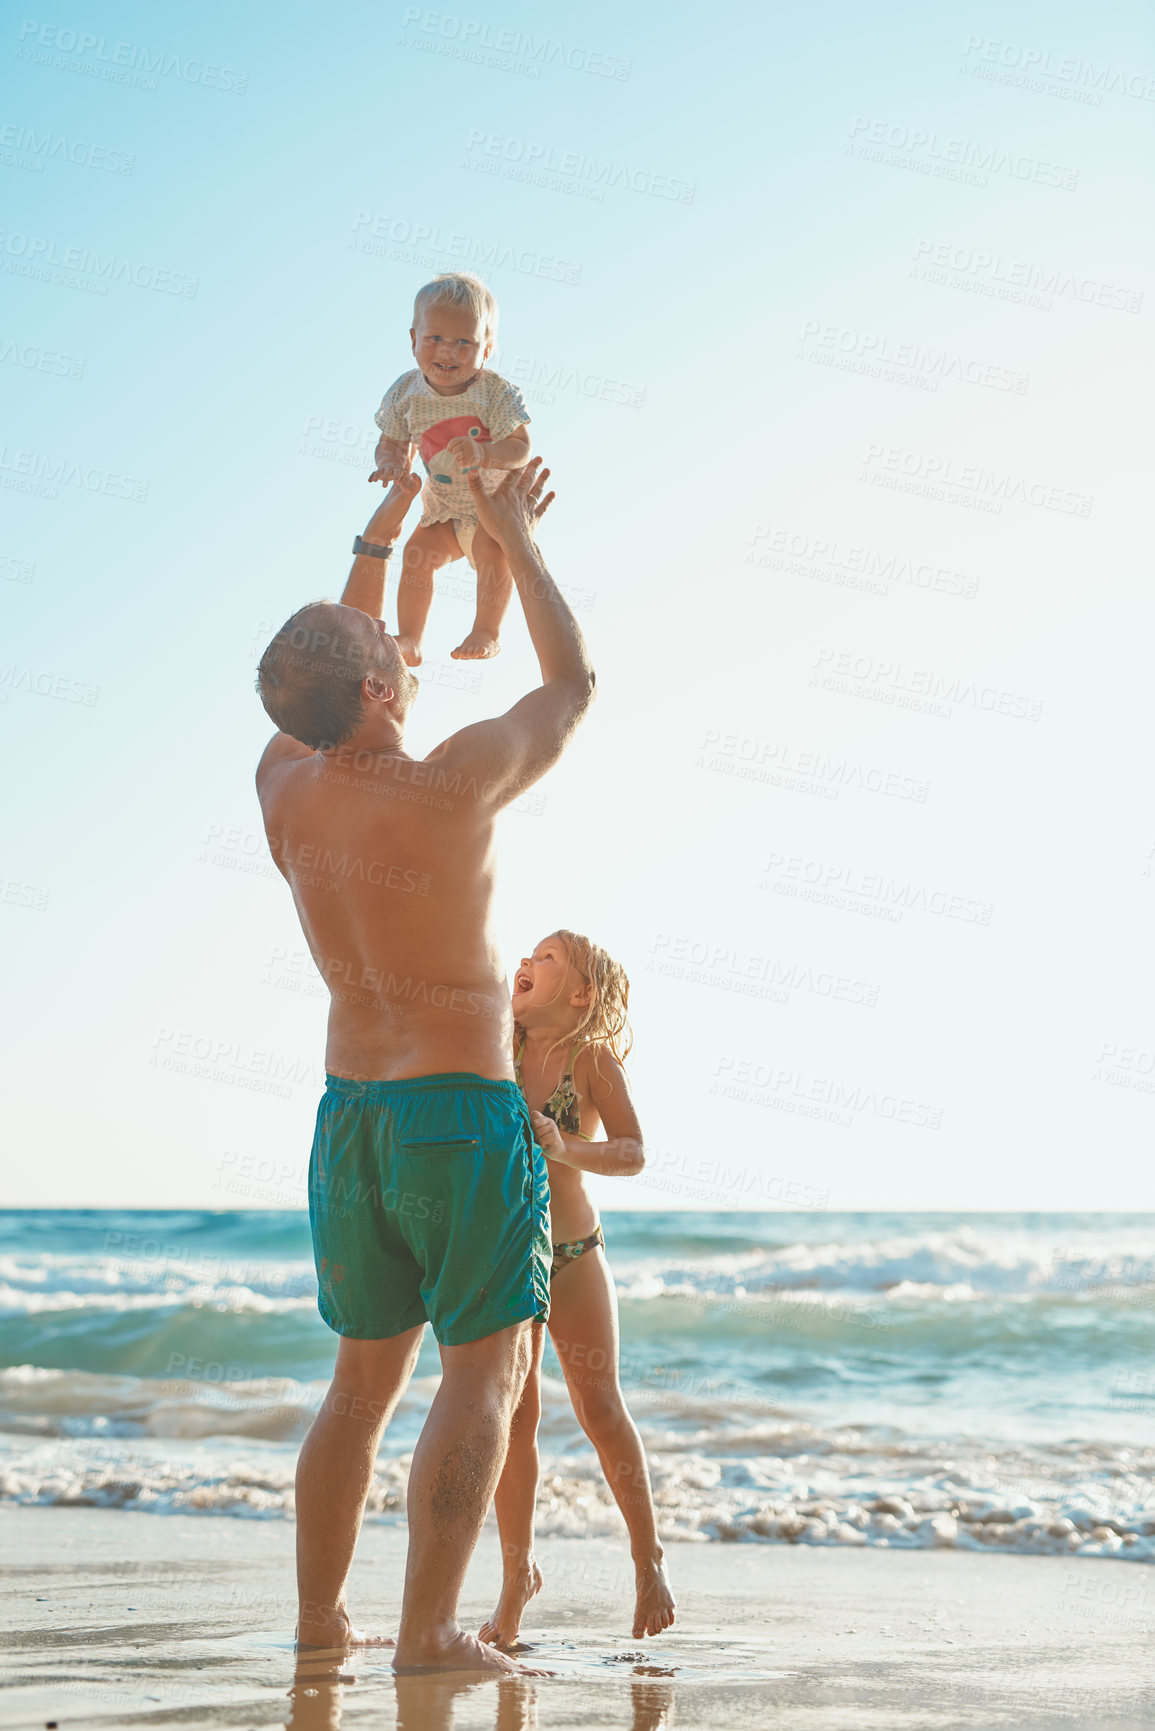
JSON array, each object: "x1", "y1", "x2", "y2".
[{"x1": 261, "y1": 731, "x2": 513, "y2": 1082}]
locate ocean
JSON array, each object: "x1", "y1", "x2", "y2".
[{"x1": 2, "y1": 1209, "x2": 1153, "y2": 1560}]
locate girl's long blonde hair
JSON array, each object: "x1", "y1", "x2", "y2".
[{"x1": 540, "y1": 929, "x2": 633, "y2": 1071}]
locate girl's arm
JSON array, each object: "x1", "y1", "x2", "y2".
[{"x1": 531, "y1": 1048, "x2": 644, "y2": 1177}]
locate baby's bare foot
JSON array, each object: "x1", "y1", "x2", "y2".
[
  {"x1": 396, "y1": 633, "x2": 423, "y2": 668},
  {"x1": 632, "y1": 1555, "x2": 676, "y2": 1638},
  {"x1": 451, "y1": 629, "x2": 501, "y2": 660},
  {"x1": 478, "y1": 1560, "x2": 543, "y2": 1650}
]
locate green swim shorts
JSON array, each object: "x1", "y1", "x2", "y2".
[{"x1": 308, "y1": 1072, "x2": 550, "y2": 1346}]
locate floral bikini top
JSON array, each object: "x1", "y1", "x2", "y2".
[{"x1": 514, "y1": 1038, "x2": 590, "y2": 1139}]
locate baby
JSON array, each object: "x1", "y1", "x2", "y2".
[{"x1": 369, "y1": 273, "x2": 532, "y2": 666}]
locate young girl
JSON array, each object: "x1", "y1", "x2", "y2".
[{"x1": 479, "y1": 930, "x2": 676, "y2": 1649}]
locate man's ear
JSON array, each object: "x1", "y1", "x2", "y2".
[{"x1": 364, "y1": 672, "x2": 394, "y2": 704}]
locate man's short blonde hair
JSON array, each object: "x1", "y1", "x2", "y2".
[{"x1": 412, "y1": 273, "x2": 498, "y2": 343}]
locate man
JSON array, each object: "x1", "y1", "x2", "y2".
[{"x1": 255, "y1": 460, "x2": 594, "y2": 1674}]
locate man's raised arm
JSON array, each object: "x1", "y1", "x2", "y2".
[
  {"x1": 255, "y1": 473, "x2": 423, "y2": 789},
  {"x1": 475, "y1": 463, "x2": 591, "y2": 688},
  {"x1": 433, "y1": 462, "x2": 595, "y2": 808},
  {"x1": 339, "y1": 470, "x2": 423, "y2": 616}
]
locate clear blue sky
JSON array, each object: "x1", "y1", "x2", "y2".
[{"x1": 3, "y1": 0, "x2": 1152, "y2": 1209}]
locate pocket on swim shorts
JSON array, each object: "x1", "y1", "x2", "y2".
[{"x1": 399, "y1": 1136, "x2": 480, "y2": 1156}]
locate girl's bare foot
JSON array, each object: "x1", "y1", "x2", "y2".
[
  {"x1": 632, "y1": 1555, "x2": 676, "y2": 1638},
  {"x1": 394, "y1": 1626, "x2": 550, "y2": 1675},
  {"x1": 451, "y1": 628, "x2": 501, "y2": 660},
  {"x1": 396, "y1": 633, "x2": 423, "y2": 668},
  {"x1": 478, "y1": 1560, "x2": 543, "y2": 1649}
]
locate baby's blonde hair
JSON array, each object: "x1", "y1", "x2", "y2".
[
  {"x1": 412, "y1": 272, "x2": 498, "y2": 343},
  {"x1": 545, "y1": 929, "x2": 633, "y2": 1071}
]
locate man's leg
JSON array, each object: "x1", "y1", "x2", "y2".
[
  {"x1": 296, "y1": 1327, "x2": 425, "y2": 1647},
  {"x1": 393, "y1": 1319, "x2": 544, "y2": 1673}
]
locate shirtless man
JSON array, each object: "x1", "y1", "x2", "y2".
[{"x1": 254, "y1": 459, "x2": 593, "y2": 1673}]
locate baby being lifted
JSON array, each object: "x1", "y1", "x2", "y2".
[{"x1": 370, "y1": 272, "x2": 532, "y2": 666}]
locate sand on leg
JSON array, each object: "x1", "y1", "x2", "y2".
[
  {"x1": 479, "y1": 1320, "x2": 547, "y2": 1647},
  {"x1": 550, "y1": 1249, "x2": 676, "y2": 1638},
  {"x1": 394, "y1": 1319, "x2": 549, "y2": 1675},
  {"x1": 452, "y1": 523, "x2": 513, "y2": 660},
  {"x1": 295, "y1": 1327, "x2": 425, "y2": 1648},
  {"x1": 396, "y1": 520, "x2": 460, "y2": 666}
]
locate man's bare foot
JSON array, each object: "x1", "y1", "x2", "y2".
[
  {"x1": 296, "y1": 1606, "x2": 395, "y2": 1651},
  {"x1": 478, "y1": 1560, "x2": 543, "y2": 1649},
  {"x1": 632, "y1": 1555, "x2": 676, "y2": 1638},
  {"x1": 396, "y1": 633, "x2": 423, "y2": 668},
  {"x1": 450, "y1": 629, "x2": 501, "y2": 660},
  {"x1": 393, "y1": 1626, "x2": 550, "y2": 1676}
]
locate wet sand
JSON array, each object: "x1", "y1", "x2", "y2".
[{"x1": 2, "y1": 1505, "x2": 1154, "y2": 1729}]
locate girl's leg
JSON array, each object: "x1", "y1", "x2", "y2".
[
  {"x1": 452, "y1": 524, "x2": 513, "y2": 660},
  {"x1": 396, "y1": 521, "x2": 460, "y2": 666},
  {"x1": 550, "y1": 1249, "x2": 676, "y2": 1638},
  {"x1": 478, "y1": 1321, "x2": 547, "y2": 1648}
]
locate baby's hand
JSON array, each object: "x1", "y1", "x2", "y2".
[
  {"x1": 445, "y1": 435, "x2": 487, "y2": 472},
  {"x1": 531, "y1": 1110, "x2": 569, "y2": 1164},
  {"x1": 369, "y1": 435, "x2": 411, "y2": 487},
  {"x1": 369, "y1": 456, "x2": 408, "y2": 486}
]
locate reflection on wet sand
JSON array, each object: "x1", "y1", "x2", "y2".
[
  {"x1": 285, "y1": 1651, "x2": 675, "y2": 1731},
  {"x1": 623, "y1": 1677, "x2": 676, "y2": 1730}
]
